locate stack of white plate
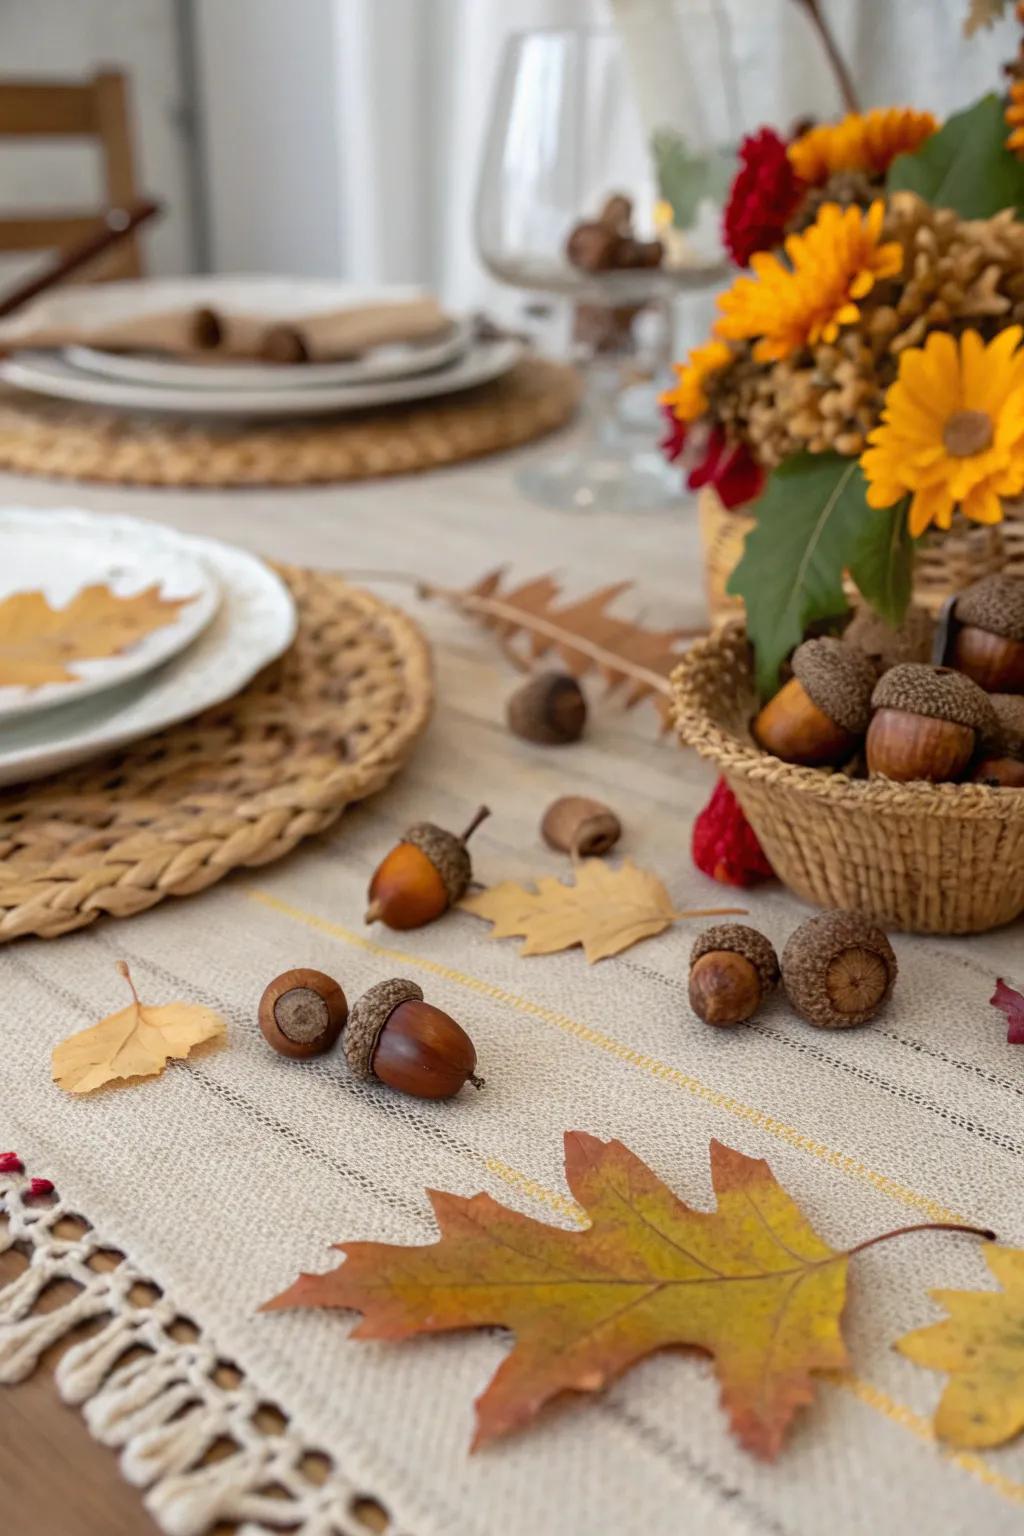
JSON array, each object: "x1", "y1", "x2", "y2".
[
  {"x1": 0, "y1": 508, "x2": 296, "y2": 787},
  {"x1": 0, "y1": 278, "x2": 525, "y2": 419}
]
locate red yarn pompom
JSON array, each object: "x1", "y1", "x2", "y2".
[
  {"x1": 26, "y1": 1177, "x2": 54, "y2": 1199},
  {"x1": 692, "y1": 778, "x2": 774, "y2": 887},
  {"x1": 0, "y1": 1152, "x2": 24, "y2": 1174},
  {"x1": 722, "y1": 128, "x2": 804, "y2": 267}
]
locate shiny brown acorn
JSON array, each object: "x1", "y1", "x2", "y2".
[
  {"x1": 753, "y1": 638, "x2": 875, "y2": 767},
  {"x1": 948, "y1": 574, "x2": 1024, "y2": 693},
  {"x1": 365, "y1": 806, "x2": 490, "y2": 930},
  {"x1": 259, "y1": 969, "x2": 348, "y2": 1059},
  {"x1": 344, "y1": 979, "x2": 482, "y2": 1099},
  {"x1": 688, "y1": 924, "x2": 780, "y2": 1027}
]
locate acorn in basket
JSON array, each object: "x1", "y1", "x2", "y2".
[
  {"x1": 944, "y1": 574, "x2": 1024, "y2": 693},
  {"x1": 753, "y1": 637, "x2": 875, "y2": 766},
  {"x1": 366, "y1": 806, "x2": 489, "y2": 930},
  {"x1": 866, "y1": 664, "x2": 997, "y2": 783},
  {"x1": 973, "y1": 693, "x2": 1024, "y2": 787}
]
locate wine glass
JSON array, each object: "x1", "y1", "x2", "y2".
[{"x1": 474, "y1": 14, "x2": 740, "y2": 513}]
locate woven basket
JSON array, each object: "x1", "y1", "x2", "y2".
[
  {"x1": 672, "y1": 625, "x2": 1024, "y2": 934},
  {"x1": 698, "y1": 486, "x2": 1024, "y2": 627}
]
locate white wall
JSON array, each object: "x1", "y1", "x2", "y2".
[{"x1": 0, "y1": 0, "x2": 193, "y2": 279}]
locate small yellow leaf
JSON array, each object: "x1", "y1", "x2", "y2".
[
  {"x1": 459, "y1": 858, "x2": 743, "y2": 963},
  {"x1": 896, "y1": 1245, "x2": 1024, "y2": 1448},
  {"x1": 0, "y1": 582, "x2": 191, "y2": 688},
  {"x1": 52, "y1": 962, "x2": 226, "y2": 1093}
]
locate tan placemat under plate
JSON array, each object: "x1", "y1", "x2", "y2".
[
  {"x1": 0, "y1": 565, "x2": 432, "y2": 941},
  {"x1": 0, "y1": 357, "x2": 581, "y2": 487}
]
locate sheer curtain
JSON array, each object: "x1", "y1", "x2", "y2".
[{"x1": 197, "y1": 0, "x2": 1019, "y2": 304}]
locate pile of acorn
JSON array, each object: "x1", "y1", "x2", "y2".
[{"x1": 752, "y1": 573, "x2": 1024, "y2": 787}]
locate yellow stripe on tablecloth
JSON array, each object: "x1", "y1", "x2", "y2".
[{"x1": 248, "y1": 888, "x2": 966, "y2": 1226}]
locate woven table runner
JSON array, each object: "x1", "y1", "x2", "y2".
[{"x1": 0, "y1": 358, "x2": 581, "y2": 487}]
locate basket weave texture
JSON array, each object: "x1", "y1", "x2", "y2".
[
  {"x1": 0, "y1": 358, "x2": 580, "y2": 488},
  {"x1": 673, "y1": 626, "x2": 1024, "y2": 935},
  {"x1": 699, "y1": 486, "x2": 1024, "y2": 626},
  {"x1": 0, "y1": 565, "x2": 432, "y2": 942}
]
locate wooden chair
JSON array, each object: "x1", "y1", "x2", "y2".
[{"x1": 0, "y1": 70, "x2": 143, "y2": 280}]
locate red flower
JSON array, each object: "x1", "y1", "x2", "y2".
[
  {"x1": 687, "y1": 426, "x2": 764, "y2": 510},
  {"x1": 723, "y1": 128, "x2": 804, "y2": 267},
  {"x1": 692, "y1": 778, "x2": 774, "y2": 888},
  {"x1": 659, "y1": 402, "x2": 687, "y2": 462}
]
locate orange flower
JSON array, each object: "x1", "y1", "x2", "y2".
[
  {"x1": 714, "y1": 201, "x2": 902, "y2": 363},
  {"x1": 788, "y1": 107, "x2": 937, "y2": 185},
  {"x1": 660, "y1": 340, "x2": 733, "y2": 423},
  {"x1": 1007, "y1": 79, "x2": 1024, "y2": 156}
]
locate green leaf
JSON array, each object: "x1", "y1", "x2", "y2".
[
  {"x1": 726, "y1": 454, "x2": 872, "y2": 697},
  {"x1": 847, "y1": 501, "x2": 913, "y2": 629},
  {"x1": 887, "y1": 94, "x2": 1024, "y2": 219}
]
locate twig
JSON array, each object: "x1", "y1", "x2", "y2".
[{"x1": 793, "y1": 0, "x2": 860, "y2": 114}]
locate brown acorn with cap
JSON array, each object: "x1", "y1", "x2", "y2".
[
  {"x1": 946, "y1": 573, "x2": 1024, "y2": 693},
  {"x1": 366, "y1": 807, "x2": 489, "y2": 931},
  {"x1": 753, "y1": 636, "x2": 876, "y2": 766},
  {"x1": 344, "y1": 978, "x2": 482, "y2": 1099},
  {"x1": 973, "y1": 693, "x2": 1024, "y2": 786},
  {"x1": 866, "y1": 663, "x2": 997, "y2": 782}
]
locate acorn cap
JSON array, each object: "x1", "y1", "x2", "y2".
[
  {"x1": 791, "y1": 637, "x2": 876, "y2": 734},
  {"x1": 781, "y1": 911, "x2": 897, "y2": 1029},
  {"x1": 992, "y1": 694, "x2": 1024, "y2": 759},
  {"x1": 404, "y1": 824, "x2": 472, "y2": 905},
  {"x1": 344, "y1": 978, "x2": 423, "y2": 1079},
  {"x1": 871, "y1": 663, "x2": 997, "y2": 736},
  {"x1": 842, "y1": 604, "x2": 934, "y2": 671},
  {"x1": 954, "y1": 574, "x2": 1024, "y2": 642},
  {"x1": 690, "y1": 924, "x2": 780, "y2": 997}
]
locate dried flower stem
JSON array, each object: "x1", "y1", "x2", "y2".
[
  {"x1": 846, "y1": 1220, "x2": 996, "y2": 1258},
  {"x1": 793, "y1": 0, "x2": 860, "y2": 114}
]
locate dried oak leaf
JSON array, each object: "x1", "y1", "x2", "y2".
[
  {"x1": 52, "y1": 962, "x2": 226, "y2": 1093},
  {"x1": 0, "y1": 582, "x2": 190, "y2": 688},
  {"x1": 897, "y1": 1246, "x2": 1024, "y2": 1448},
  {"x1": 262, "y1": 1132, "x2": 991, "y2": 1458},
  {"x1": 963, "y1": 0, "x2": 1008, "y2": 36},
  {"x1": 459, "y1": 857, "x2": 743, "y2": 962},
  {"x1": 991, "y1": 979, "x2": 1024, "y2": 1044}
]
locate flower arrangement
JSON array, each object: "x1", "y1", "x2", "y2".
[{"x1": 663, "y1": 4, "x2": 1024, "y2": 696}]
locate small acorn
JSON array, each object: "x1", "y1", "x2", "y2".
[
  {"x1": 842, "y1": 603, "x2": 934, "y2": 672},
  {"x1": 949, "y1": 574, "x2": 1024, "y2": 693},
  {"x1": 366, "y1": 806, "x2": 489, "y2": 930},
  {"x1": 866, "y1": 664, "x2": 996, "y2": 782},
  {"x1": 688, "y1": 924, "x2": 780, "y2": 1027},
  {"x1": 344, "y1": 978, "x2": 482, "y2": 1099},
  {"x1": 507, "y1": 672, "x2": 587, "y2": 745},
  {"x1": 259, "y1": 969, "x2": 348, "y2": 1058},
  {"x1": 753, "y1": 637, "x2": 875, "y2": 766},
  {"x1": 565, "y1": 221, "x2": 620, "y2": 272},
  {"x1": 596, "y1": 192, "x2": 633, "y2": 234},
  {"x1": 781, "y1": 911, "x2": 897, "y2": 1029},
  {"x1": 541, "y1": 795, "x2": 621, "y2": 858},
  {"x1": 973, "y1": 693, "x2": 1024, "y2": 785}
]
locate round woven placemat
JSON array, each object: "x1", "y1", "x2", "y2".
[
  {"x1": 0, "y1": 357, "x2": 581, "y2": 487},
  {"x1": 0, "y1": 565, "x2": 433, "y2": 941}
]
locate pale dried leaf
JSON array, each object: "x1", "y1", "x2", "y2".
[
  {"x1": 459, "y1": 858, "x2": 742, "y2": 962},
  {"x1": 52, "y1": 962, "x2": 226, "y2": 1093},
  {"x1": 963, "y1": 0, "x2": 1008, "y2": 35},
  {"x1": 0, "y1": 583, "x2": 190, "y2": 688}
]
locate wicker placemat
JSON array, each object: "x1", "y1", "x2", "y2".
[
  {"x1": 0, "y1": 565, "x2": 432, "y2": 941},
  {"x1": 0, "y1": 357, "x2": 580, "y2": 487}
]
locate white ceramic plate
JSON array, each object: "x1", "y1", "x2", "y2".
[
  {"x1": 0, "y1": 336, "x2": 524, "y2": 419},
  {"x1": 0, "y1": 509, "x2": 220, "y2": 723},
  {"x1": 64, "y1": 315, "x2": 473, "y2": 391},
  {"x1": 0, "y1": 528, "x2": 296, "y2": 787}
]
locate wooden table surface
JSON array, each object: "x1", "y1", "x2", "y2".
[{"x1": 0, "y1": 419, "x2": 695, "y2": 1536}]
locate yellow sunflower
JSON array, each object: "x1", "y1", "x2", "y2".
[
  {"x1": 1007, "y1": 79, "x2": 1024, "y2": 156},
  {"x1": 788, "y1": 107, "x2": 937, "y2": 185},
  {"x1": 713, "y1": 201, "x2": 902, "y2": 363},
  {"x1": 660, "y1": 339, "x2": 733, "y2": 423},
  {"x1": 861, "y1": 328, "x2": 1024, "y2": 537}
]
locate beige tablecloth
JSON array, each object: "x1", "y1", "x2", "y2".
[{"x1": 1, "y1": 442, "x2": 1023, "y2": 1536}]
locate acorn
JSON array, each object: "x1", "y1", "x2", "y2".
[
  {"x1": 259, "y1": 969, "x2": 348, "y2": 1058},
  {"x1": 866, "y1": 664, "x2": 997, "y2": 782},
  {"x1": 949, "y1": 574, "x2": 1024, "y2": 693},
  {"x1": 688, "y1": 924, "x2": 780, "y2": 1027},
  {"x1": 842, "y1": 603, "x2": 934, "y2": 673},
  {"x1": 366, "y1": 806, "x2": 489, "y2": 930},
  {"x1": 753, "y1": 637, "x2": 875, "y2": 766},
  {"x1": 973, "y1": 693, "x2": 1024, "y2": 786},
  {"x1": 541, "y1": 795, "x2": 621, "y2": 858},
  {"x1": 565, "y1": 221, "x2": 620, "y2": 272},
  {"x1": 344, "y1": 978, "x2": 482, "y2": 1099},
  {"x1": 781, "y1": 911, "x2": 897, "y2": 1029},
  {"x1": 596, "y1": 192, "x2": 633, "y2": 234},
  {"x1": 507, "y1": 672, "x2": 587, "y2": 745}
]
